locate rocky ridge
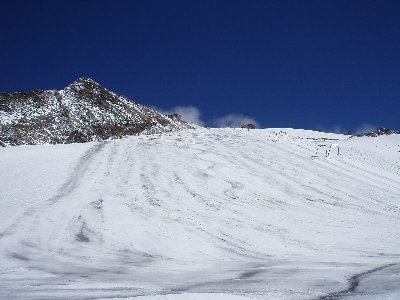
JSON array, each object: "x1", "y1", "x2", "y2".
[
  {"x1": 355, "y1": 127, "x2": 399, "y2": 137},
  {"x1": 0, "y1": 78, "x2": 194, "y2": 146}
]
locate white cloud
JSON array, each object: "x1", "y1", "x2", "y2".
[
  {"x1": 315, "y1": 124, "x2": 378, "y2": 135},
  {"x1": 355, "y1": 123, "x2": 377, "y2": 135},
  {"x1": 155, "y1": 106, "x2": 259, "y2": 128},
  {"x1": 212, "y1": 114, "x2": 259, "y2": 128},
  {"x1": 315, "y1": 125, "x2": 346, "y2": 134},
  {"x1": 173, "y1": 106, "x2": 204, "y2": 126},
  {"x1": 155, "y1": 106, "x2": 205, "y2": 126}
]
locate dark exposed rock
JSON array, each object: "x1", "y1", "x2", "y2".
[
  {"x1": 241, "y1": 123, "x2": 256, "y2": 129},
  {"x1": 166, "y1": 113, "x2": 182, "y2": 121},
  {"x1": 355, "y1": 127, "x2": 399, "y2": 137},
  {"x1": 0, "y1": 77, "x2": 194, "y2": 146}
]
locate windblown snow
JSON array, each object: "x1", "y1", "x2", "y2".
[{"x1": 0, "y1": 128, "x2": 399, "y2": 300}]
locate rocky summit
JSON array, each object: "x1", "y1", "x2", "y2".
[
  {"x1": 0, "y1": 78, "x2": 194, "y2": 146},
  {"x1": 355, "y1": 127, "x2": 399, "y2": 137}
]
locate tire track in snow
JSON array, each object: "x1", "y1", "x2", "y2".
[
  {"x1": 260, "y1": 140, "x2": 400, "y2": 216},
  {"x1": 286, "y1": 140, "x2": 400, "y2": 194},
  {"x1": 4, "y1": 141, "x2": 134, "y2": 280},
  {"x1": 0, "y1": 142, "x2": 107, "y2": 240},
  {"x1": 317, "y1": 263, "x2": 397, "y2": 300},
  {"x1": 203, "y1": 132, "x2": 398, "y2": 254},
  {"x1": 2, "y1": 129, "x2": 400, "y2": 299},
  {"x1": 48, "y1": 142, "x2": 106, "y2": 204}
]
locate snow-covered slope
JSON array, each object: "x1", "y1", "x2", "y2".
[
  {"x1": 0, "y1": 128, "x2": 399, "y2": 299},
  {"x1": 0, "y1": 78, "x2": 193, "y2": 146}
]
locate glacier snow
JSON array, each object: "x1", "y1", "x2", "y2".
[{"x1": 0, "y1": 128, "x2": 399, "y2": 299}]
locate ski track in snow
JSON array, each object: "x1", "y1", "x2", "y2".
[
  {"x1": 0, "y1": 128, "x2": 399, "y2": 299},
  {"x1": 317, "y1": 263, "x2": 397, "y2": 300}
]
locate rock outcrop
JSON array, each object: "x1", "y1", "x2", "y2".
[
  {"x1": 355, "y1": 127, "x2": 399, "y2": 137},
  {"x1": 0, "y1": 78, "x2": 194, "y2": 146}
]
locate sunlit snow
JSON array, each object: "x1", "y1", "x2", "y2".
[{"x1": 0, "y1": 128, "x2": 399, "y2": 299}]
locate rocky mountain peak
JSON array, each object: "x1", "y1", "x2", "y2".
[
  {"x1": 0, "y1": 78, "x2": 195, "y2": 146},
  {"x1": 67, "y1": 77, "x2": 101, "y2": 90},
  {"x1": 74, "y1": 77, "x2": 98, "y2": 84},
  {"x1": 65, "y1": 77, "x2": 109, "y2": 97}
]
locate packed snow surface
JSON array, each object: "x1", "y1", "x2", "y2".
[{"x1": 0, "y1": 128, "x2": 399, "y2": 299}]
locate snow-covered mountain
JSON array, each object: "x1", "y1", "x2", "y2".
[
  {"x1": 0, "y1": 128, "x2": 399, "y2": 300},
  {"x1": 0, "y1": 78, "x2": 193, "y2": 146}
]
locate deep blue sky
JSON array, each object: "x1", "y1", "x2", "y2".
[{"x1": 1, "y1": 0, "x2": 399, "y2": 132}]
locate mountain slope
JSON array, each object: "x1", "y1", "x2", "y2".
[
  {"x1": 0, "y1": 77, "x2": 193, "y2": 146},
  {"x1": 0, "y1": 128, "x2": 399, "y2": 299}
]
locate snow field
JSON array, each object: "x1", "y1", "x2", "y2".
[{"x1": 0, "y1": 128, "x2": 399, "y2": 299}]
